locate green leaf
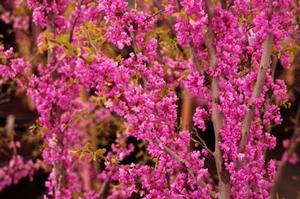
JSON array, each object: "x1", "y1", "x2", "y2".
[
  {"x1": 93, "y1": 148, "x2": 106, "y2": 161},
  {"x1": 95, "y1": 148, "x2": 106, "y2": 157}
]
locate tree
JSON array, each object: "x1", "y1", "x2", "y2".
[{"x1": 0, "y1": 0, "x2": 299, "y2": 198}]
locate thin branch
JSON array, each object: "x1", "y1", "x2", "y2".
[
  {"x1": 69, "y1": 0, "x2": 84, "y2": 43},
  {"x1": 189, "y1": 41, "x2": 204, "y2": 74},
  {"x1": 173, "y1": 0, "x2": 204, "y2": 75},
  {"x1": 154, "y1": 138, "x2": 184, "y2": 163},
  {"x1": 154, "y1": 138, "x2": 217, "y2": 198},
  {"x1": 239, "y1": 34, "x2": 274, "y2": 151},
  {"x1": 190, "y1": 129, "x2": 214, "y2": 156},
  {"x1": 84, "y1": 28, "x2": 98, "y2": 54},
  {"x1": 99, "y1": 179, "x2": 108, "y2": 198},
  {"x1": 129, "y1": 31, "x2": 140, "y2": 55},
  {"x1": 196, "y1": 135, "x2": 214, "y2": 155},
  {"x1": 204, "y1": 0, "x2": 231, "y2": 198},
  {"x1": 239, "y1": 0, "x2": 274, "y2": 151},
  {"x1": 47, "y1": 25, "x2": 55, "y2": 63},
  {"x1": 271, "y1": 54, "x2": 278, "y2": 79},
  {"x1": 143, "y1": 9, "x2": 165, "y2": 22}
]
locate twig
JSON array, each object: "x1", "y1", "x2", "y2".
[
  {"x1": 98, "y1": 179, "x2": 108, "y2": 198},
  {"x1": 129, "y1": 31, "x2": 140, "y2": 55},
  {"x1": 143, "y1": 9, "x2": 165, "y2": 22},
  {"x1": 271, "y1": 54, "x2": 278, "y2": 79},
  {"x1": 69, "y1": 0, "x2": 84, "y2": 43},
  {"x1": 154, "y1": 138, "x2": 217, "y2": 198},
  {"x1": 196, "y1": 135, "x2": 214, "y2": 155},
  {"x1": 189, "y1": 41, "x2": 204, "y2": 74},
  {"x1": 84, "y1": 28, "x2": 98, "y2": 54}
]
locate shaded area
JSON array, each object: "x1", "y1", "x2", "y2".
[{"x1": 0, "y1": 172, "x2": 48, "y2": 199}]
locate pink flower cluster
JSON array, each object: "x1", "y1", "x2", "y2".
[{"x1": 0, "y1": 155, "x2": 41, "y2": 191}]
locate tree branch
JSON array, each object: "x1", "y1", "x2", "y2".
[
  {"x1": 239, "y1": 34, "x2": 274, "y2": 151},
  {"x1": 204, "y1": 0, "x2": 231, "y2": 198}
]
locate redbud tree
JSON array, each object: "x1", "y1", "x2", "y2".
[{"x1": 0, "y1": 0, "x2": 299, "y2": 198}]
